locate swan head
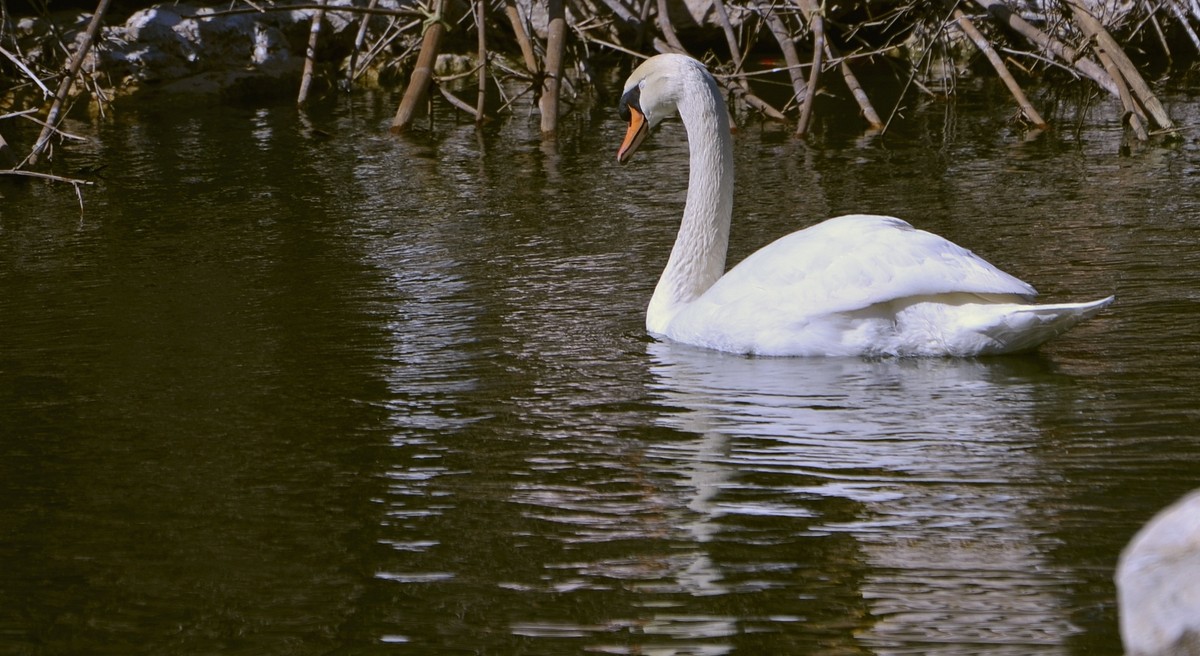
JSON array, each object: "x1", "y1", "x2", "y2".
[{"x1": 617, "y1": 54, "x2": 707, "y2": 163}]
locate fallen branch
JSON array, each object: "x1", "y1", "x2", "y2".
[
  {"x1": 18, "y1": 108, "x2": 90, "y2": 142},
  {"x1": 753, "y1": 0, "x2": 808, "y2": 111},
  {"x1": 1, "y1": 167, "x2": 91, "y2": 214},
  {"x1": 297, "y1": 0, "x2": 327, "y2": 106},
  {"x1": 1067, "y1": 0, "x2": 1173, "y2": 132},
  {"x1": 634, "y1": 0, "x2": 654, "y2": 51},
  {"x1": 972, "y1": 0, "x2": 1119, "y2": 97},
  {"x1": 0, "y1": 168, "x2": 95, "y2": 185},
  {"x1": 953, "y1": 7, "x2": 1047, "y2": 128},
  {"x1": 503, "y1": 0, "x2": 539, "y2": 74},
  {"x1": 656, "y1": 0, "x2": 688, "y2": 53},
  {"x1": 1137, "y1": 0, "x2": 1172, "y2": 62},
  {"x1": 29, "y1": 0, "x2": 113, "y2": 165},
  {"x1": 436, "y1": 82, "x2": 479, "y2": 118},
  {"x1": 833, "y1": 47, "x2": 883, "y2": 129},
  {"x1": 796, "y1": 0, "x2": 823, "y2": 136},
  {"x1": 712, "y1": 0, "x2": 786, "y2": 121},
  {"x1": 789, "y1": 1, "x2": 882, "y2": 129}
]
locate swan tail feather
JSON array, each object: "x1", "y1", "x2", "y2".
[{"x1": 973, "y1": 295, "x2": 1115, "y2": 355}]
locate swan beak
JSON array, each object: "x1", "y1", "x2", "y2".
[{"x1": 617, "y1": 107, "x2": 649, "y2": 164}]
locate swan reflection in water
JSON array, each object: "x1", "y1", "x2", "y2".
[{"x1": 645, "y1": 342, "x2": 1080, "y2": 653}]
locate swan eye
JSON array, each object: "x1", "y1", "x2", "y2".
[{"x1": 618, "y1": 85, "x2": 642, "y2": 124}]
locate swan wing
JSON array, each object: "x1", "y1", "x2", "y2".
[
  {"x1": 663, "y1": 215, "x2": 1044, "y2": 355},
  {"x1": 704, "y1": 214, "x2": 1036, "y2": 314}
]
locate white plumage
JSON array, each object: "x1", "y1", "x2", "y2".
[
  {"x1": 616, "y1": 54, "x2": 1113, "y2": 357},
  {"x1": 1117, "y1": 489, "x2": 1200, "y2": 656}
]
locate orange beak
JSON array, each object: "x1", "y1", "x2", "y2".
[{"x1": 617, "y1": 106, "x2": 649, "y2": 164}]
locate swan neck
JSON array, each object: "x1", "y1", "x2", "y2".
[{"x1": 647, "y1": 70, "x2": 734, "y2": 333}]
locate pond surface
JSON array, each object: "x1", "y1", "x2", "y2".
[{"x1": 2, "y1": 84, "x2": 1199, "y2": 655}]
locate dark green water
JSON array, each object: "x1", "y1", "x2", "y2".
[{"x1": 1, "y1": 87, "x2": 1198, "y2": 655}]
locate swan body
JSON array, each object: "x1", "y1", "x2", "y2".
[
  {"x1": 617, "y1": 54, "x2": 1113, "y2": 357},
  {"x1": 1117, "y1": 489, "x2": 1200, "y2": 656}
]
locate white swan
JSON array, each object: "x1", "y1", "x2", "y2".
[
  {"x1": 1117, "y1": 489, "x2": 1200, "y2": 656},
  {"x1": 617, "y1": 54, "x2": 1113, "y2": 357}
]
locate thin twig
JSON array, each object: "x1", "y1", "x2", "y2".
[
  {"x1": 1, "y1": 108, "x2": 41, "y2": 121},
  {"x1": 0, "y1": 45, "x2": 51, "y2": 98},
  {"x1": 354, "y1": 18, "x2": 419, "y2": 83},
  {"x1": 0, "y1": 168, "x2": 95, "y2": 185},
  {"x1": 882, "y1": 3, "x2": 959, "y2": 135},
  {"x1": 18, "y1": 103, "x2": 90, "y2": 140},
  {"x1": 711, "y1": 0, "x2": 786, "y2": 120},
  {"x1": 1138, "y1": 0, "x2": 1172, "y2": 63}
]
